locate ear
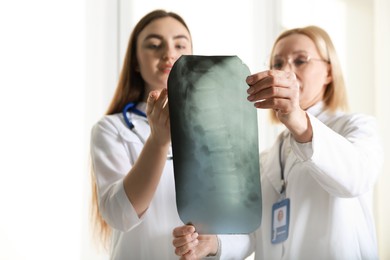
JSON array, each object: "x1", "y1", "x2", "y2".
[{"x1": 324, "y1": 64, "x2": 332, "y2": 85}]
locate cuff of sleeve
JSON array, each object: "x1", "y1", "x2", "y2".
[
  {"x1": 114, "y1": 179, "x2": 143, "y2": 231},
  {"x1": 290, "y1": 138, "x2": 313, "y2": 161},
  {"x1": 202, "y1": 236, "x2": 221, "y2": 260},
  {"x1": 290, "y1": 113, "x2": 315, "y2": 161}
]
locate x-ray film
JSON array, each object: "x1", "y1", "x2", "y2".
[{"x1": 168, "y1": 55, "x2": 262, "y2": 234}]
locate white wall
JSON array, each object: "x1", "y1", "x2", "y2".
[
  {"x1": 0, "y1": 1, "x2": 85, "y2": 259},
  {"x1": 374, "y1": 0, "x2": 390, "y2": 259}
]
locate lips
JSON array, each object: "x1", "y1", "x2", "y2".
[{"x1": 159, "y1": 64, "x2": 173, "y2": 74}]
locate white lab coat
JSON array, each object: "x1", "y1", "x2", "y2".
[
  {"x1": 90, "y1": 103, "x2": 250, "y2": 260},
  {"x1": 91, "y1": 103, "x2": 184, "y2": 259},
  {"x1": 220, "y1": 102, "x2": 383, "y2": 260}
]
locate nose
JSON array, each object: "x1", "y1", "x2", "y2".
[
  {"x1": 162, "y1": 44, "x2": 177, "y2": 62},
  {"x1": 281, "y1": 58, "x2": 294, "y2": 72}
]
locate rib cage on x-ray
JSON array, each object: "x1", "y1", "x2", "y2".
[{"x1": 168, "y1": 55, "x2": 262, "y2": 234}]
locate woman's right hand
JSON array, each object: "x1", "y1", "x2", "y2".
[
  {"x1": 146, "y1": 88, "x2": 171, "y2": 146},
  {"x1": 173, "y1": 225, "x2": 219, "y2": 259}
]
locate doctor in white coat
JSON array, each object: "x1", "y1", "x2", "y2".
[
  {"x1": 173, "y1": 25, "x2": 383, "y2": 260},
  {"x1": 90, "y1": 10, "x2": 195, "y2": 259}
]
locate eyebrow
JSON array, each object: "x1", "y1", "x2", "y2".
[
  {"x1": 143, "y1": 34, "x2": 190, "y2": 42},
  {"x1": 273, "y1": 50, "x2": 309, "y2": 57}
]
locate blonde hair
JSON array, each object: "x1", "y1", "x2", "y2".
[
  {"x1": 90, "y1": 9, "x2": 192, "y2": 250},
  {"x1": 268, "y1": 25, "x2": 349, "y2": 123}
]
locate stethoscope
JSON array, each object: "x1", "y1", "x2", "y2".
[{"x1": 122, "y1": 102, "x2": 173, "y2": 160}]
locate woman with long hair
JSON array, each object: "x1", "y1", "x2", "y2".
[{"x1": 90, "y1": 9, "x2": 196, "y2": 259}]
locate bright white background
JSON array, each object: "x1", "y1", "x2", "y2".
[{"x1": 0, "y1": 0, "x2": 389, "y2": 259}]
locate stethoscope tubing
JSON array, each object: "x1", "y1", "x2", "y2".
[
  {"x1": 122, "y1": 102, "x2": 172, "y2": 160},
  {"x1": 122, "y1": 102, "x2": 147, "y2": 129}
]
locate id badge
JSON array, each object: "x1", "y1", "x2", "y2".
[{"x1": 271, "y1": 198, "x2": 290, "y2": 244}]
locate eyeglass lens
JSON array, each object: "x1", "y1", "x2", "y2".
[{"x1": 271, "y1": 53, "x2": 311, "y2": 70}]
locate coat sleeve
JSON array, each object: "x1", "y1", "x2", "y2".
[
  {"x1": 291, "y1": 113, "x2": 383, "y2": 197},
  {"x1": 90, "y1": 118, "x2": 143, "y2": 231},
  {"x1": 217, "y1": 233, "x2": 255, "y2": 260}
]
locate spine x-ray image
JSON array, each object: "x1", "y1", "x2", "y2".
[{"x1": 168, "y1": 55, "x2": 262, "y2": 234}]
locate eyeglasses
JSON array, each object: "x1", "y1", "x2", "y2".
[{"x1": 270, "y1": 52, "x2": 330, "y2": 71}]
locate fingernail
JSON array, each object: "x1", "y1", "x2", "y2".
[{"x1": 246, "y1": 76, "x2": 253, "y2": 85}]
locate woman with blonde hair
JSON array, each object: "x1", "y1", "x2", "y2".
[{"x1": 173, "y1": 25, "x2": 383, "y2": 260}]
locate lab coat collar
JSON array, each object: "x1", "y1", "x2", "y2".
[
  {"x1": 306, "y1": 101, "x2": 324, "y2": 117},
  {"x1": 136, "y1": 102, "x2": 147, "y2": 113}
]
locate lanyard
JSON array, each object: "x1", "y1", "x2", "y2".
[
  {"x1": 279, "y1": 139, "x2": 287, "y2": 196},
  {"x1": 272, "y1": 138, "x2": 290, "y2": 245}
]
